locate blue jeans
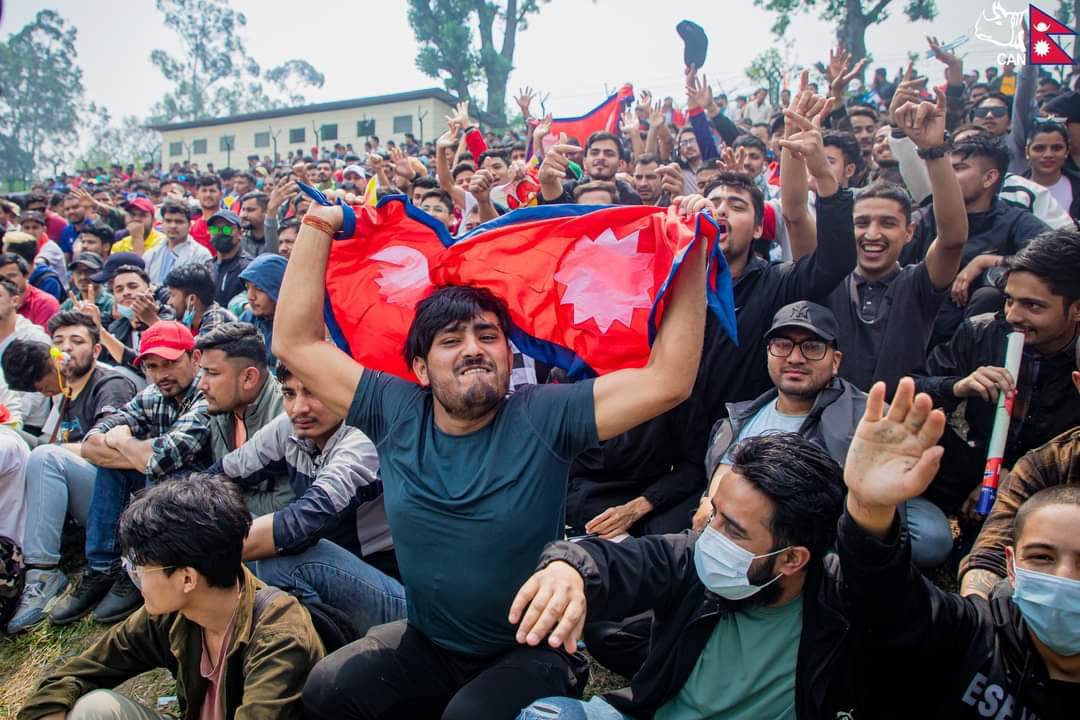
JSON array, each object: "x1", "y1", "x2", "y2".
[
  {"x1": 902, "y1": 498, "x2": 953, "y2": 569},
  {"x1": 23, "y1": 445, "x2": 98, "y2": 566},
  {"x1": 85, "y1": 468, "x2": 147, "y2": 572},
  {"x1": 518, "y1": 696, "x2": 629, "y2": 720},
  {"x1": 255, "y1": 539, "x2": 407, "y2": 634}
]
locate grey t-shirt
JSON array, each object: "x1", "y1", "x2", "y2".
[{"x1": 346, "y1": 371, "x2": 598, "y2": 656}]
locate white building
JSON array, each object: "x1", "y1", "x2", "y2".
[{"x1": 149, "y1": 88, "x2": 458, "y2": 169}]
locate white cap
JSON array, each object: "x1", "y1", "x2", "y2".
[{"x1": 343, "y1": 164, "x2": 366, "y2": 179}]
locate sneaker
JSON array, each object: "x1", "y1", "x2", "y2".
[
  {"x1": 49, "y1": 568, "x2": 116, "y2": 626},
  {"x1": 6, "y1": 568, "x2": 67, "y2": 634},
  {"x1": 93, "y1": 572, "x2": 143, "y2": 623}
]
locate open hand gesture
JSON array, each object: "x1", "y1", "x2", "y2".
[
  {"x1": 685, "y1": 66, "x2": 713, "y2": 110},
  {"x1": 621, "y1": 108, "x2": 640, "y2": 136},
  {"x1": 508, "y1": 561, "x2": 586, "y2": 654},
  {"x1": 844, "y1": 378, "x2": 946, "y2": 534},
  {"x1": 827, "y1": 47, "x2": 868, "y2": 102},
  {"x1": 515, "y1": 86, "x2": 536, "y2": 118}
]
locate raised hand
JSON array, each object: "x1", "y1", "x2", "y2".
[
  {"x1": 844, "y1": 378, "x2": 947, "y2": 537},
  {"x1": 893, "y1": 93, "x2": 947, "y2": 149},
  {"x1": 778, "y1": 98, "x2": 835, "y2": 183},
  {"x1": 621, "y1": 108, "x2": 640, "y2": 136},
  {"x1": 672, "y1": 193, "x2": 715, "y2": 218},
  {"x1": 828, "y1": 48, "x2": 869, "y2": 102},
  {"x1": 649, "y1": 101, "x2": 665, "y2": 129},
  {"x1": 436, "y1": 126, "x2": 461, "y2": 152},
  {"x1": 685, "y1": 67, "x2": 713, "y2": 110},
  {"x1": 532, "y1": 113, "x2": 553, "y2": 151},
  {"x1": 268, "y1": 177, "x2": 298, "y2": 213},
  {"x1": 468, "y1": 168, "x2": 495, "y2": 203},
  {"x1": 637, "y1": 90, "x2": 653, "y2": 114},
  {"x1": 539, "y1": 133, "x2": 582, "y2": 186},
  {"x1": 449, "y1": 100, "x2": 472, "y2": 129},
  {"x1": 390, "y1": 148, "x2": 416, "y2": 180},
  {"x1": 927, "y1": 35, "x2": 962, "y2": 85},
  {"x1": 888, "y1": 62, "x2": 928, "y2": 126},
  {"x1": 658, "y1": 163, "x2": 684, "y2": 197},
  {"x1": 508, "y1": 561, "x2": 587, "y2": 653},
  {"x1": 515, "y1": 86, "x2": 536, "y2": 118}
]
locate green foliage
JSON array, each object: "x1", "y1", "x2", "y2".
[
  {"x1": 746, "y1": 49, "x2": 787, "y2": 106},
  {"x1": 753, "y1": 0, "x2": 937, "y2": 66},
  {"x1": 407, "y1": 0, "x2": 547, "y2": 129},
  {"x1": 0, "y1": 10, "x2": 84, "y2": 187},
  {"x1": 150, "y1": 0, "x2": 324, "y2": 123},
  {"x1": 77, "y1": 106, "x2": 162, "y2": 170}
]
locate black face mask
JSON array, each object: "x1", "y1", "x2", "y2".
[{"x1": 211, "y1": 234, "x2": 235, "y2": 253}]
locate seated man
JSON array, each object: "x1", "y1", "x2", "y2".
[
  {"x1": 162, "y1": 262, "x2": 236, "y2": 338},
  {"x1": 84, "y1": 254, "x2": 175, "y2": 369},
  {"x1": 59, "y1": 252, "x2": 114, "y2": 319},
  {"x1": 196, "y1": 323, "x2": 292, "y2": 515},
  {"x1": 697, "y1": 300, "x2": 953, "y2": 569},
  {"x1": 3, "y1": 312, "x2": 138, "y2": 633},
  {"x1": 16, "y1": 475, "x2": 324, "y2": 720},
  {"x1": 215, "y1": 363, "x2": 404, "y2": 634},
  {"x1": 959, "y1": 345, "x2": 1080, "y2": 598},
  {"x1": 277, "y1": 195, "x2": 707, "y2": 719},
  {"x1": 50, "y1": 321, "x2": 212, "y2": 626},
  {"x1": 238, "y1": 254, "x2": 286, "y2": 369},
  {"x1": 0, "y1": 251, "x2": 59, "y2": 328},
  {"x1": 915, "y1": 229, "x2": 1080, "y2": 525},
  {"x1": 836, "y1": 379, "x2": 1079, "y2": 719},
  {"x1": 513, "y1": 432, "x2": 854, "y2": 720}
]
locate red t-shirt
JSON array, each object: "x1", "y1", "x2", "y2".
[{"x1": 19, "y1": 284, "x2": 60, "y2": 328}]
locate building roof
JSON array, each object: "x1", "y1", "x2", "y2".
[{"x1": 147, "y1": 87, "x2": 459, "y2": 131}]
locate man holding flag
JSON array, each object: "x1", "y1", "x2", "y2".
[{"x1": 275, "y1": 195, "x2": 711, "y2": 719}]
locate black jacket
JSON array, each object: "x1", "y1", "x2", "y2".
[
  {"x1": 915, "y1": 312, "x2": 1080, "y2": 467},
  {"x1": 836, "y1": 510, "x2": 1080, "y2": 718},
  {"x1": 694, "y1": 189, "x2": 858, "y2": 424},
  {"x1": 705, "y1": 376, "x2": 868, "y2": 476},
  {"x1": 538, "y1": 533, "x2": 862, "y2": 719},
  {"x1": 213, "y1": 250, "x2": 254, "y2": 306}
]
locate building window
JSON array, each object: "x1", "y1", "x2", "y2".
[
  {"x1": 320, "y1": 123, "x2": 338, "y2": 141},
  {"x1": 192, "y1": 139, "x2": 207, "y2": 155},
  {"x1": 357, "y1": 119, "x2": 375, "y2": 137},
  {"x1": 392, "y1": 115, "x2": 413, "y2": 134},
  {"x1": 254, "y1": 132, "x2": 270, "y2": 148},
  {"x1": 219, "y1": 135, "x2": 236, "y2": 152},
  {"x1": 169, "y1": 142, "x2": 183, "y2": 157},
  {"x1": 289, "y1": 128, "x2": 305, "y2": 144}
]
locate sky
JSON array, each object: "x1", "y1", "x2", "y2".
[{"x1": 3, "y1": 0, "x2": 1020, "y2": 127}]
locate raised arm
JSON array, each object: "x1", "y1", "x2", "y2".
[
  {"x1": 591, "y1": 196, "x2": 708, "y2": 442},
  {"x1": 435, "y1": 126, "x2": 468, "y2": 209},
  {"x1": 893, "y1": 93, "x2": 969, "y2": 289},
  {"x1": 779, "y1": 79, "x2": 830, "y2": 259},
  {"x1": 272, "y1": 205, "x2": 364, "y2": 419}
]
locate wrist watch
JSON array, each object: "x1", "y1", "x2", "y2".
[{"x1": 917, "y1": 144, "x2": 948, "y2": 160}]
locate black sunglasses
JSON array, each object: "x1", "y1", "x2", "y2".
[{"x1": 975, "y1": 105, "x2": 1009, "y2": 118}]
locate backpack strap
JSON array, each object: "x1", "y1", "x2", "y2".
[{"x1": 252, "y1": 586, "x2": 286, "y2": 626}]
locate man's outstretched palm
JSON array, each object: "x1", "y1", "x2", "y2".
[{"x1": 844, "y1": 378, "x2": 947, "y2": 511}]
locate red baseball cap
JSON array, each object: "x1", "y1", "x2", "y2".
[
  {"x1": 133, "y1": 321, "x2": 196, "y2": 366},
  {"x1": 123, "y1": 197, "x2": 155, "y2": 216}
]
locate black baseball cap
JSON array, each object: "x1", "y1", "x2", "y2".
[
  {"x1": 208, "y1": 209, "x2": 241, "y2": 226},
  {"x1": 70, "y1": 252, "x2": 105, "y2": 272},
  {"x1": 765, "y1": 301, "x2": 838, "y2": 344},
  {"x1": 90, "y1": 252, "x2": 145, "y2": 284}
]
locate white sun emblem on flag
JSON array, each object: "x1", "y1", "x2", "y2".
[
  {"x1": 553, "y1": 228, "x2": 655, "y2": 333},
  {"x1": 1034, "y1": 40, "x2": 1052, "y2": 57}
]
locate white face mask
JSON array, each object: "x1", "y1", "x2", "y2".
[{"x1": 694, "y1": 524, "x2": 788, "y2": 601}]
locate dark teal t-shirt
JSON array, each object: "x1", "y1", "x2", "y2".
[{"x1": 347, "y1": 371, "x2": 599, "y2": 656}]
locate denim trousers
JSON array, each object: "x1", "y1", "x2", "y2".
[
  {"x1": 85, "y1": 467, "x2": 147, "y2": 572},
  {"x1": 255, "y1": 538, "x2": 407, "y2": 635},
  {"x1": 517, "y1": 696, "x2": 629, "y2": 720},
  {"x1": 22, "y1": 445, "x2": 98, "y2": 566}
]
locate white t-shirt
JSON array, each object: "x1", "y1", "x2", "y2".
[{"x1": 1047, "y1": 174, "x2": 1073, "y2": 215}]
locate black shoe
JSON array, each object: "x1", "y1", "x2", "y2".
[
  {"x1": 93, "y1": 572, "x2": 143, "y2": 623},
  {"x1": 49, "y1": 568, "x2": 116, "y2": 625}
]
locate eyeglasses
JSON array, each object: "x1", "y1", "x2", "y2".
[
  {"x1": 121, "y1": 556, "x2": 175, "y2": 590},
  {"x1": 767, "y1": 337, "x2": 831, "y2": 361},
  {"x1": 208, "y1": 224, "x2": 234, "y2": 237},
  {"x1": 974, "y1": 105, "x2": 1009, "y2": 118}
]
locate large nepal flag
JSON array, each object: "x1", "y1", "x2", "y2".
[{"x1": 321, "y1": 196, "x2": 736, "y2": 382}]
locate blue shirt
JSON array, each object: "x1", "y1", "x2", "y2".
[{"x1": 347, "y1": 371, "x2": 598, "y2": 655}]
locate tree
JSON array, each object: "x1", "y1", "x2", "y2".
[
  {"x1": 753, "y1": 0, "x2": 937, "y2": 70},
  {"x1": 150, "y1": 0, "x2": 324, "y2": 123},
  {"x1": 746, "y1": 48, "x2": 788, "y2": 106},
  {"x1": 0, "y1": 10, "x2": 84, "y2": 188},
  {"x1": 407, "y1": 0, "x2": 549, "y2": 129}
]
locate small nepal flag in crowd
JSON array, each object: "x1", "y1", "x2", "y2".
[
  {"x1": 526, "y1": 85, "x2": 636, "y2": 160},
  {"x1": 321, "y1": 197, "x2": 736, "y2": 382}
]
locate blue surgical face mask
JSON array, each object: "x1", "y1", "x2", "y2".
[
  {"x1": 181, "y1": 304, "x2": 195, "y2": 328},
  {"x1": 1012, "y1": 557, "x2": 1080, "y2": 657},
  {"x1": 117, "y1": 304, "x2": 135, "y2": 322},
  {"x1": 694, "y1": 524, "x2": 788, "y2": 601}
]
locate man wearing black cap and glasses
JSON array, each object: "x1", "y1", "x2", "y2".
[
  {"x1": 208, "y1": 210, "x2": 252, "y2": 308},
  {"x1": 694, "y1": 301, "x2": 956, "y2": 570}
]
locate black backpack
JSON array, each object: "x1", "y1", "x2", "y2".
[
  {"x1": 0, "y1": 536, "x2": 26, "y2": 629},
  {"x1": 252, "y1": 586, "x2": 360, "y2": 654}
]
